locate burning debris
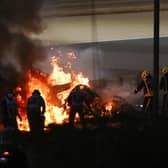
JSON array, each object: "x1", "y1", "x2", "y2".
[
  {"x1": 0, "y1": 48, "x2": 139, "y2": 132},
  {"x1": 29, "y1": 67, "x2": 72, "y2": 107},
  {"x1": 13, "y1": 56, "x2": 90, "y2": 131},
  {"x1": 13, "y1": 53, "x2": 133, "y2": 132},
  {"x1": 0, "y1": 51, "x2": 138, "y2": 132}
]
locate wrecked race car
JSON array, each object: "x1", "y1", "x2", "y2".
[
  {"x1": 64, "y1": 84, "x2": 103, "y2": 119},
  {"x1": 64, "y1": 84, "x2": 134, "y2": 120},
  {"x1": 16, "y1": 67, "x2": 72, "y2": 107}
]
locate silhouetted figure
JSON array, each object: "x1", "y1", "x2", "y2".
[
  {"x1": 0, "y1": 90, "x2": 22, "y2": 130},
  {"x1": 134, "y1": 70, "x2": 153, "y2": 115},
  {"x1": 67, "y1": 84, "x2": 90, "y2": 128},
  {"x1": 160, "y1": 66, "x2": 168, "y2": 117},
  {"x1": 26, "y1": 89, "x2": 46, "y2": 133}
]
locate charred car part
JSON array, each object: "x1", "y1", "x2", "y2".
[{"x1": 16, "y1": 67, "x2": 72, "y2": 107}]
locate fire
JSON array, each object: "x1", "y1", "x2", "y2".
[
  {"x1": 16, "y1": 56, "x2": 89, "y2": 131},
  {"x1": 105, "y1": 102, "x2": 113, "y2": 112},
  {"x1": 48, "y1": 56, "x2": 71, "y2": 85},
  {"x1": 67, "y1": 52, "x2": 77, "y2": 59}
]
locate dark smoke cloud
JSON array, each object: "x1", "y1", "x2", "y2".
[
  {"x1": 0, "y1": 0, "x2": 44, "y2": 33},
  {"x1": 13, "y1": 33, "x2": 46, "y2": 72},
  {"x1": 0, "y1": 0, "x2": 46, "y2": 96}
]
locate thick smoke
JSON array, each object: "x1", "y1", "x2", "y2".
[
  {"x1": 98, "y1": 81, "x2": 143, "y2": 107},
  {"x1": 0, "y1": 0, "x2": 44, "y2": 33},
  {"x1": 0, "y1": 0, "x2": 46, "y2": 96}
]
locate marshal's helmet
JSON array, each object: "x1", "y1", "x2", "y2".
[
  {"x1": 161, "y1": 66, "x2": 168, "y2": 74},
  {"x1": 32, "y1": 89, "x2": 41, "y2": 95},
  {"x1": 141, "y1": 70, "x2": 150, "y2": 79}
]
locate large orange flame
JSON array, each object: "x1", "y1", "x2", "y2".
[{"x1": 16, "y1": 56, "x2": 89, "y2": 131}]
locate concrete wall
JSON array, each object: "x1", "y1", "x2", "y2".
[{"x1": 33, "y1": 11, "x2": 168, "y2": 44}]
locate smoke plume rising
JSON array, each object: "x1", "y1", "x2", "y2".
[
  {"x1": 0, "y1": 0, "x2": 46, "y2": 96},
  {"x1": 99, "y1": 81, "x2": 143, "y2": 107}
]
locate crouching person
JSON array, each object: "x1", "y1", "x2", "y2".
[{"x1": 67, "y1": 84, "x2": 90, "y2": 128}]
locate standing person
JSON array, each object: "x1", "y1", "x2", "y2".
[
  {"x1": 67, "y1": 84, "x2": 90, "y2": 128},
  {"x1": 26, "y1": 89, "x2": 46, "y2": 133},
  {"x1": 0, "y1": 90, "x2": 22, "y2": 130},
  {"x1": 134, "y1": 70, "x2": 153, "y2": 115},
  {"x1": 160, "y1": 66, "x2": 168, "y2": 117}
]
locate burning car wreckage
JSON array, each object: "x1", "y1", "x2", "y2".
[
  {"x1": 27, "y1": 67, "x2": 72, "y2": 107},
  {"x1": 26, "y1": 69, "x2": 132, "y2": 121},
  {"x1": 0, "y1": 66, "x2": 140, "y2": 132}
]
